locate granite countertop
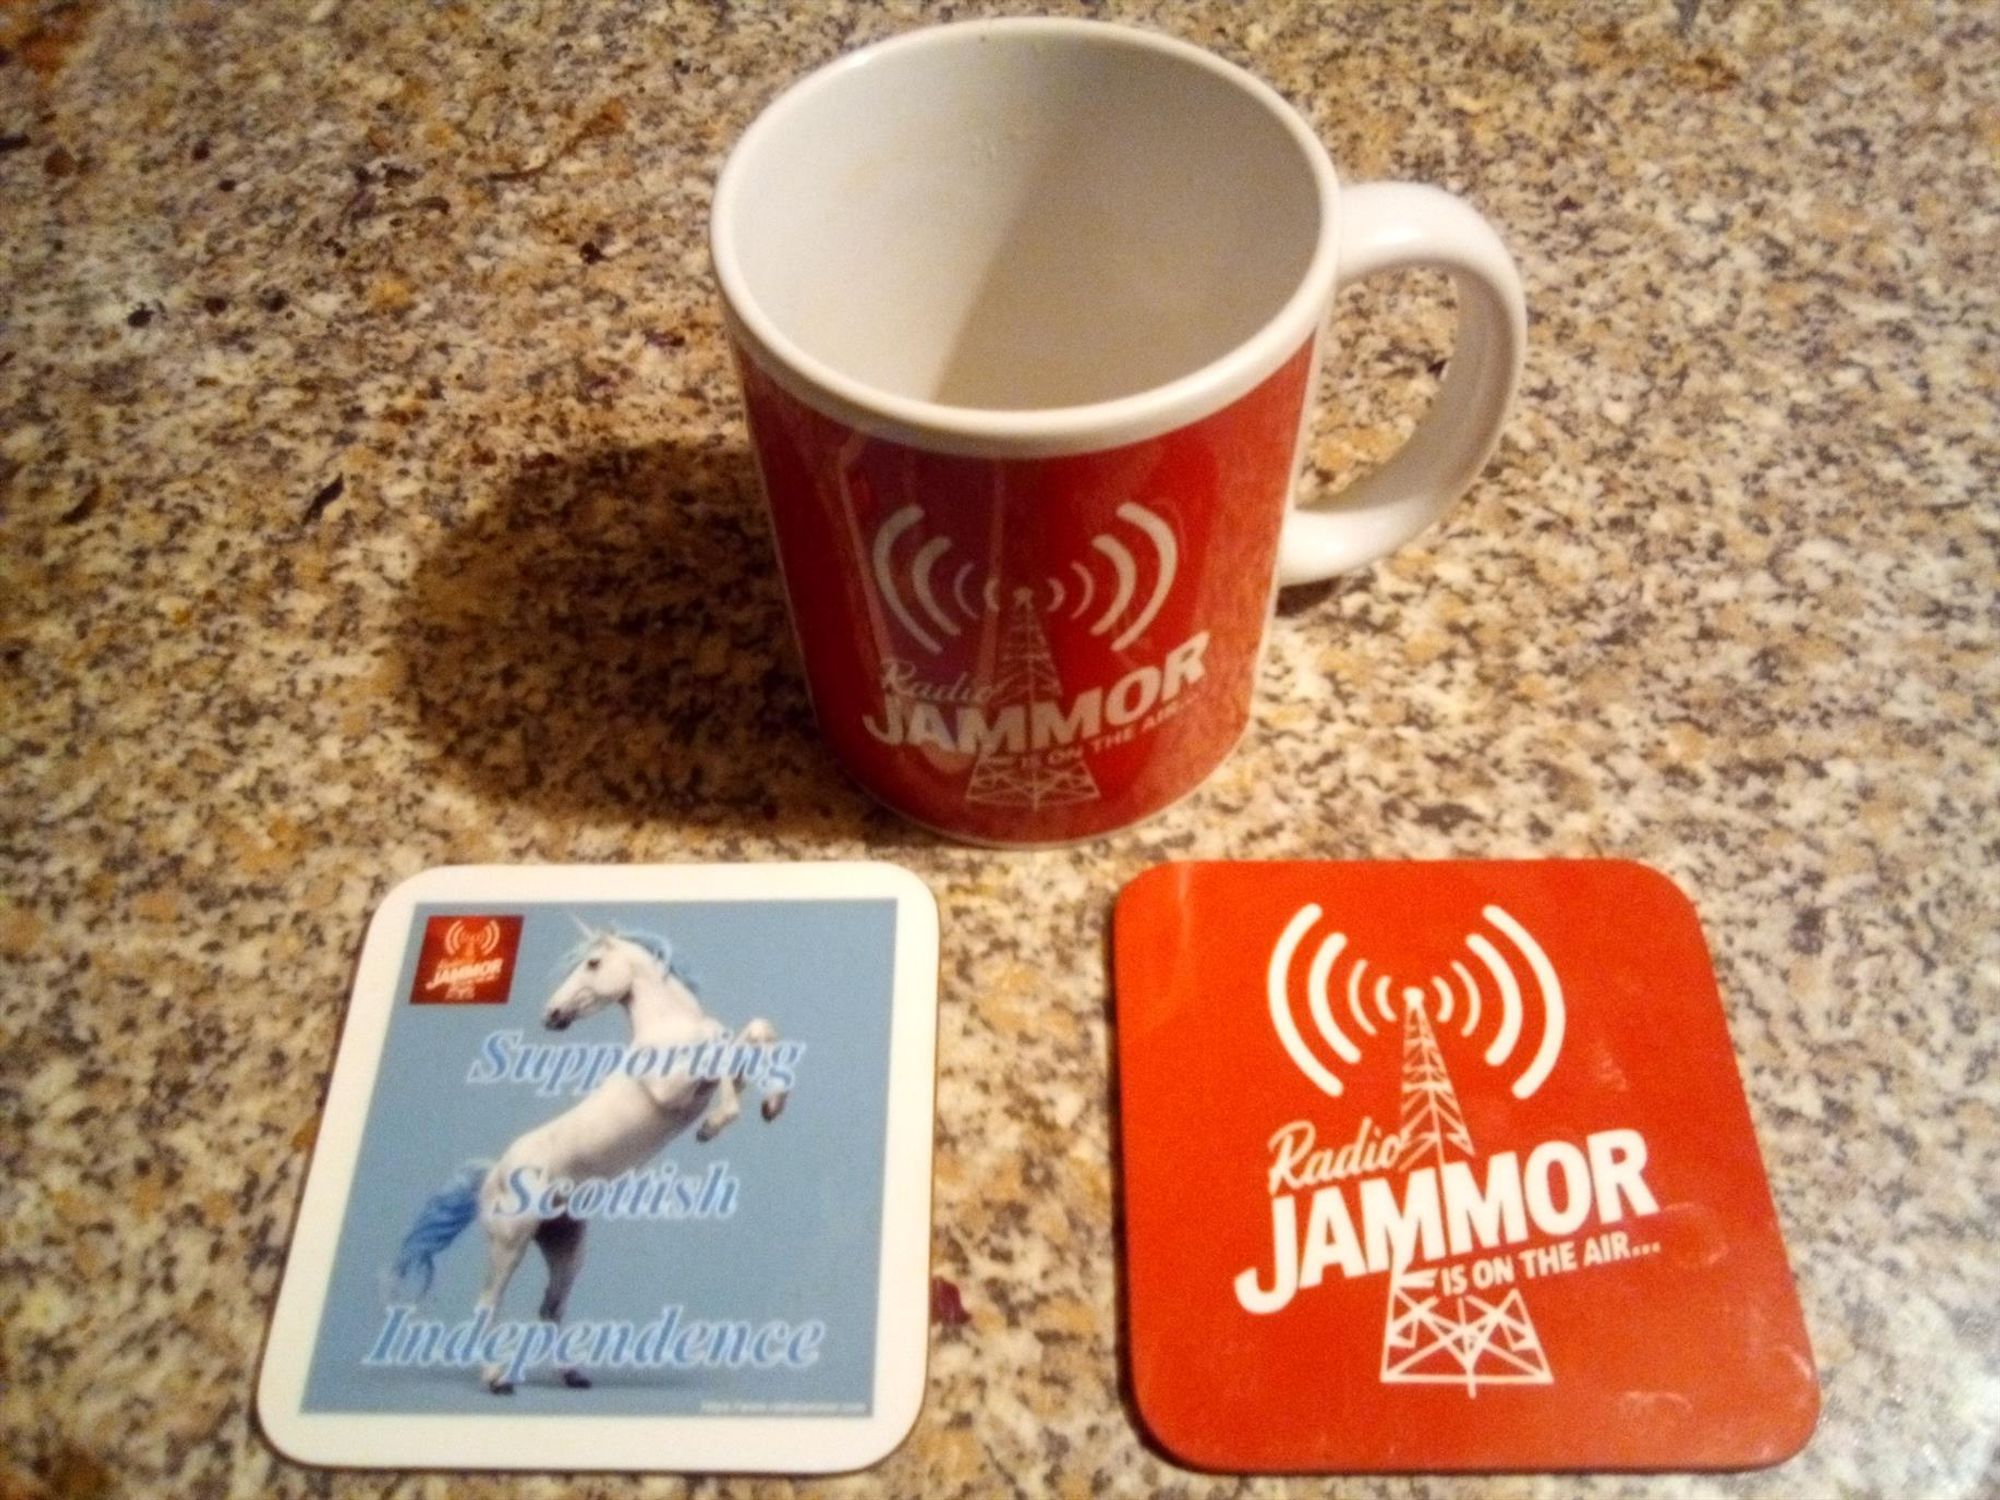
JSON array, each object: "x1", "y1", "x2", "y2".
[{"x1": 4, "y1": 0, "x2": 1996, "y2": 1495}]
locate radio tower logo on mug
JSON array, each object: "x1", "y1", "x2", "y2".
[
  {"x1": 855, "y1": 490, "x2": 1208, "y2": 811},
  {"x1": 410, "y1": 916, "x2": 524, "y2": 1005},
  {"x1": 1249, "y1": 901, "x2": 1661, "y2": 1394}
]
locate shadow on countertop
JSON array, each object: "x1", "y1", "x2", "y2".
[{"x1": 395, "y1": 441, "x2": 909, "y2": 843}]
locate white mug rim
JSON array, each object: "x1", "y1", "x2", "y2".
[{"x1": 711, "y1": 17, "x2": 1342, "y2": 460}]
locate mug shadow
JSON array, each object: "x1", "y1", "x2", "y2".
[
  {"x1": 1274, "y1": 577, "x2": 1342, "y2": 617},
  {"x1": 394, "y1": 441, "x2": 907, "y2": 842}
]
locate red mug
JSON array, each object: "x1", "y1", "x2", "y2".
[{"x1": 713, "y1": 19, "x2": 1524, "y2": 846}]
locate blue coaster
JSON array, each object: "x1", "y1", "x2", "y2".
[{"x1": 260, "y1": 863, "x2": 938, "y2": 1473}]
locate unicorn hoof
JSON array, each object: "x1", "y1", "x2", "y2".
[
  {"x1": 561, "y1": 1369, "x2": 593, "y2": 1389},
  {"x1": 486, "y1": 1380, "x2": 515, "y2": 1396},
  {"x1": 696, "y1": 1122, "x2": 718, "y2": 1143},
  {"x1": 762, "y1": 1096, "x2": 786, "y2": 1122}
]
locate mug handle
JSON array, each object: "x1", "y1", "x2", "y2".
[{"x1": 1277, "y1": 183, "x2": 1527, "y2": 586}]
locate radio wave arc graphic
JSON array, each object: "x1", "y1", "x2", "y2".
[
  {"x1": 1090, "y1": 535, "x2": 1136, "y2": 638},
  {"x1": 1481, "y1": 905, "x2": 1565, "y2": 1099},
  {"x1": 1267, "y1": 906, "x2": 1350, "y2": 1097},
  {"x1": 1451, "y1": 959, "x2": 1481, "y2": 1036},
  {"x1": 1305, "y1": 931, "x2": 1363, "y2": 1065},
  {"x1": 911, "y1": 536, "x2": 959, "y2": 639},
  {"x1": 1084, "y1": 501, "x2": 1178, "y2": 649},
  {"x1": 1068, "y1": 561, "x2": 1094, "y2": 620},
  {"x1": 445, "y1": 919, "x2": 498, "y2": 959},
  {"x1": 1448, "y1": 905, "x2": 1564, "y2": 1099},
  {"x1": 1263, "y1": 902, "x2": 1568, "y2": 1101},
  {"x1": 870, "y1": 505, "x2": 941, "y2": 654},
  {"x1": 1465, "y1": 931, "x2": 1522, "y2": 1067},
  {"x1": 1347, "y1": 957, "x2": 1377, "y2": 1037},
  {"x1": 868, "y1": 499, "x2": 1178, "y2": 648}
]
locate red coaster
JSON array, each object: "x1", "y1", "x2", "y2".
[{"x1": 1115, "y1": 860, "x2": 1817, "y2": 1473}]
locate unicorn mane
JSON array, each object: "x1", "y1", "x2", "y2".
[
  {"x1": 562, "y1": 924, "x2": 699, "y2": 994},
  {"x1": 620, "y1": 929, "x2": 699, "y2": 993}
]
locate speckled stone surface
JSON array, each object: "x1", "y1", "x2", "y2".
[{"x1": 3, "y1": 0, "x2": 1996, "y2": 1495}]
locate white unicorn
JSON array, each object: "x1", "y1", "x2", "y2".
[{"x1": 388, "y1": 922, "x2": 789, "y2": 1393}]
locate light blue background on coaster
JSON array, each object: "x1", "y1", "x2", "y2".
[{"x1": 301, "y1": 898, "x2": 896, "y2": 1416}]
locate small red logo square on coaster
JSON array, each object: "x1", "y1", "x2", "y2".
[
  {"x1": 409, "y1": 915, "x2": 522, "y2": 1004},
  {"x1": 1115, "y1": 860, "x2": 1817, "y2": 1473}
]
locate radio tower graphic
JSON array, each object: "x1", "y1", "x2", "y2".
[
  {"x1": 1379, "y1": 995, "x2": 1553, "y2": 1393},
  {"x1": 965, "y1": 588, "x2": 1101, "y2": 809}
]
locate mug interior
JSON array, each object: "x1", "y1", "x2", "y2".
[{"x1": 718, "y1": 23, "x2": 1326, "y2": 413}]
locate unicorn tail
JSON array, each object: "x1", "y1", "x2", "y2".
[{"x1": 384, "y1": 1161, "x2": 489, "y2": 1304}]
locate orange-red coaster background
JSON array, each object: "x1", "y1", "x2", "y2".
[{"x1": 1115, "y1": 860, "x2": 1817, "y2": 1473}]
